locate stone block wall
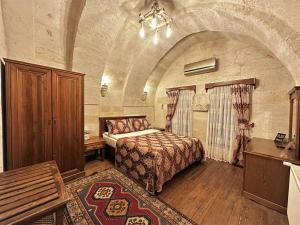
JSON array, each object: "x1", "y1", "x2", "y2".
[
  {"x1": 155, "y1": 37, "x2": 295, "y2": 148},
  {"x1": 0, "y1": 1, "x2": 7, "y2": 172}
]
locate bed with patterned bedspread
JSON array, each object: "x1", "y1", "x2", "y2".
[{"x1": 115, "y1": 131, "x2": 205, "y2": 194}]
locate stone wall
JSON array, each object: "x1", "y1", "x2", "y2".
[
  {"x1": 0, "y1": 6, "x2": 6, "y2": 58},
  {"x1": 0, "y1": 1, "x2": 7, "y2": 172},
  {"x1": 155, "y1": 36, "x2": 295, "y2": 147}
]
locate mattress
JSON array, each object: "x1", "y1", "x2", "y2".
[{"x1": 102, "y1": 129, "x2": 160, "y2": 148}]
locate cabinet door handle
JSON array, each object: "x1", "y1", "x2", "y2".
[
  {"x1": 53, "y1": 119, "x2": 56, "y2": 125},
  {"x1": 48, "y1": 119, "x2": 52, "y2": 125}
]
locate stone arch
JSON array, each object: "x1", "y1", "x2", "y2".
[{"x1": 122, "y1": 2, "x2": 300, "y2": 107}]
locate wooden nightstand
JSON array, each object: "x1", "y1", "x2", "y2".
[{"x1": 84, "y1": 136, "x2": 106, "y2": 161}]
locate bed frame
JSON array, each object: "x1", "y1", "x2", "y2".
[{"x1": 99, "y1": 115, "x2": 146, "y2": 137}]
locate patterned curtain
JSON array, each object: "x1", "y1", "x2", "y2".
[
  {"x1": 207, "y1": 86, "x2": 237, "y2": 162},
  {"x1": 172, "y1": 90, "x2": 194, "y2": 136},
  {"x1": 230, "y1": 84, "x2": 253, "y2": 166},
  {"x1": 165, "y1": 90, "x2": 180, "y2": 132}
]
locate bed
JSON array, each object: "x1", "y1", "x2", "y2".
[{"x1": 99, "y1": 115, "x2": 205, "y2": 194}]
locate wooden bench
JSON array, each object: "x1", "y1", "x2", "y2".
[{"x1": 0, "y1": 161, "x2": 68, "y2": 225}]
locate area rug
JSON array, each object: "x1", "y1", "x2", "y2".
[{"x1": 64, "y1": 168, "x2": 197, "y2": 225}]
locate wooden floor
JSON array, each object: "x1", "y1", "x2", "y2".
[{"x1": 85, "y1": 158, "x2": 289, "y2": 225}]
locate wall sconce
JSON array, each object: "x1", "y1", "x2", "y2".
[
  {"x1": 141, "y1": 85, "x2": 149, "y2": 101},
  {"x1": 100, "y1": 75, "x2": 109, "y2": 97}
]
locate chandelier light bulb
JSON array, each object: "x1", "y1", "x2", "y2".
[
  {"x1": 139, "y1": 23, "x2": 145, "y2": 38},
  {"x1": 138, "y1": 0, "x2": 174, "y2": 45},
  {"x1": 150, "y1": 16, "x2": 157, "y2": 30},
  {"x1": 166, "y1": 24, "x2": 172, "y2": 38},
  {"x1": 153, "y1": 30, "x2": 159, "y2": 45}
]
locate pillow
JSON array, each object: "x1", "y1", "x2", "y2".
[
  {"x1": 131, "y1": 118, "x2": 151, "y2": 131},
  {"x1": 106, "y1": 119, "x2": 132, "y2": 135}
]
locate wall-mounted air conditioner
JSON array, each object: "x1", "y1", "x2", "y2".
[{"x1": 184, "y1": 57, "x2": 217, "y2": 76}]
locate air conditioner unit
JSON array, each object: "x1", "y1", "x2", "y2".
[{"x1": 184, "y1": 57, "x2": 217, "y2": 76}]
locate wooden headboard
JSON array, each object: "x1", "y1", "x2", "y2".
[{"x1": 99, "y1": 115, "x2": 146, "y2": 136}]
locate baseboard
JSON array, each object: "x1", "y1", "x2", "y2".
[{"x1": 243, "y1": 191, "x2": 287, "y2": 214}]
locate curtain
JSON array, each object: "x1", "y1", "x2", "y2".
[
  {"x1": 206, "y1": 86, "x2": 237, "y2": 163},
  {"x1": 230, "y1": 84, "x2": 252, "y2": 166},
  {"x1": 172, "y1": 90, "x2": 194, "y2": 136},
  {"x1": 165, "y1": 90, "x2": 180, "y2": 132}
]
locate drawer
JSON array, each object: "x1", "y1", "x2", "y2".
[{"x1": 85, "y1": 143, "x2": 105, "y2": 152}]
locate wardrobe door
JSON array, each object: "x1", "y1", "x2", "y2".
[
  {"x1": 5, "y1": 62, "x2": 53, "y2": 170},
  {"x1": 52, "y1": 70, "x2": 84, "y2": 172}
]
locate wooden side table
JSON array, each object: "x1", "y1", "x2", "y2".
[
  {"x1": 0, "y1": 161, "x2": 68, "y2": 225},
  {"x1": 84, "y1": 136, "x2": 106, "y2": 161}
]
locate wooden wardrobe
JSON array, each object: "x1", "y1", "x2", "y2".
[{"x1": 3, "y1": 59, "x2": 84, "y2": 172}]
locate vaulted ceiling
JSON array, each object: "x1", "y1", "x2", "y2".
[{"x1": 0, "y1": 0, "x2": 300, "y2": 109}]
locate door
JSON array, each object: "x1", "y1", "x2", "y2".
[
  {"x1": 52, "y1": 70, "x2": 84, "y2": 172},
  {"x1": 6, "y1": 62, "x2": 52, "y2": 169}
]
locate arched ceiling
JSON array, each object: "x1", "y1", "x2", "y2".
[{"x1": 1, "y1": 0, "x2": 300, "y2": 110}]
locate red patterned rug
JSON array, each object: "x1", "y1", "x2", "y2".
[{"x1": 65, "y1": 168, "x2": 197, "y2": 225}]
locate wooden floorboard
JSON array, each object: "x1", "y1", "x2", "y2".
[{"x1": 84, "y1": 158, "x2": 289, "y2": 225}]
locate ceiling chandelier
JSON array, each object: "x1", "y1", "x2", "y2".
[{"x1": 138, "y1": 0, "x2": 174, "y2": 45}]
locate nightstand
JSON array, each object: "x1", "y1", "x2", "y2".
[{"x1": 84, "y1": 136, "x2": 106, "y2": 161}]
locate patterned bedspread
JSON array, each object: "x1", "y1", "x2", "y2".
[{"x1": 115, "y1": 131, "x2": 205, "y2": 194}]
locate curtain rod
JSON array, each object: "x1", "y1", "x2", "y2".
[
  {"x1": 205, "y1": 78, "x2": 257, "y2": 92},
  {"x1": 166, "y1": 85, "x2": 196, "y2": 93}
]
